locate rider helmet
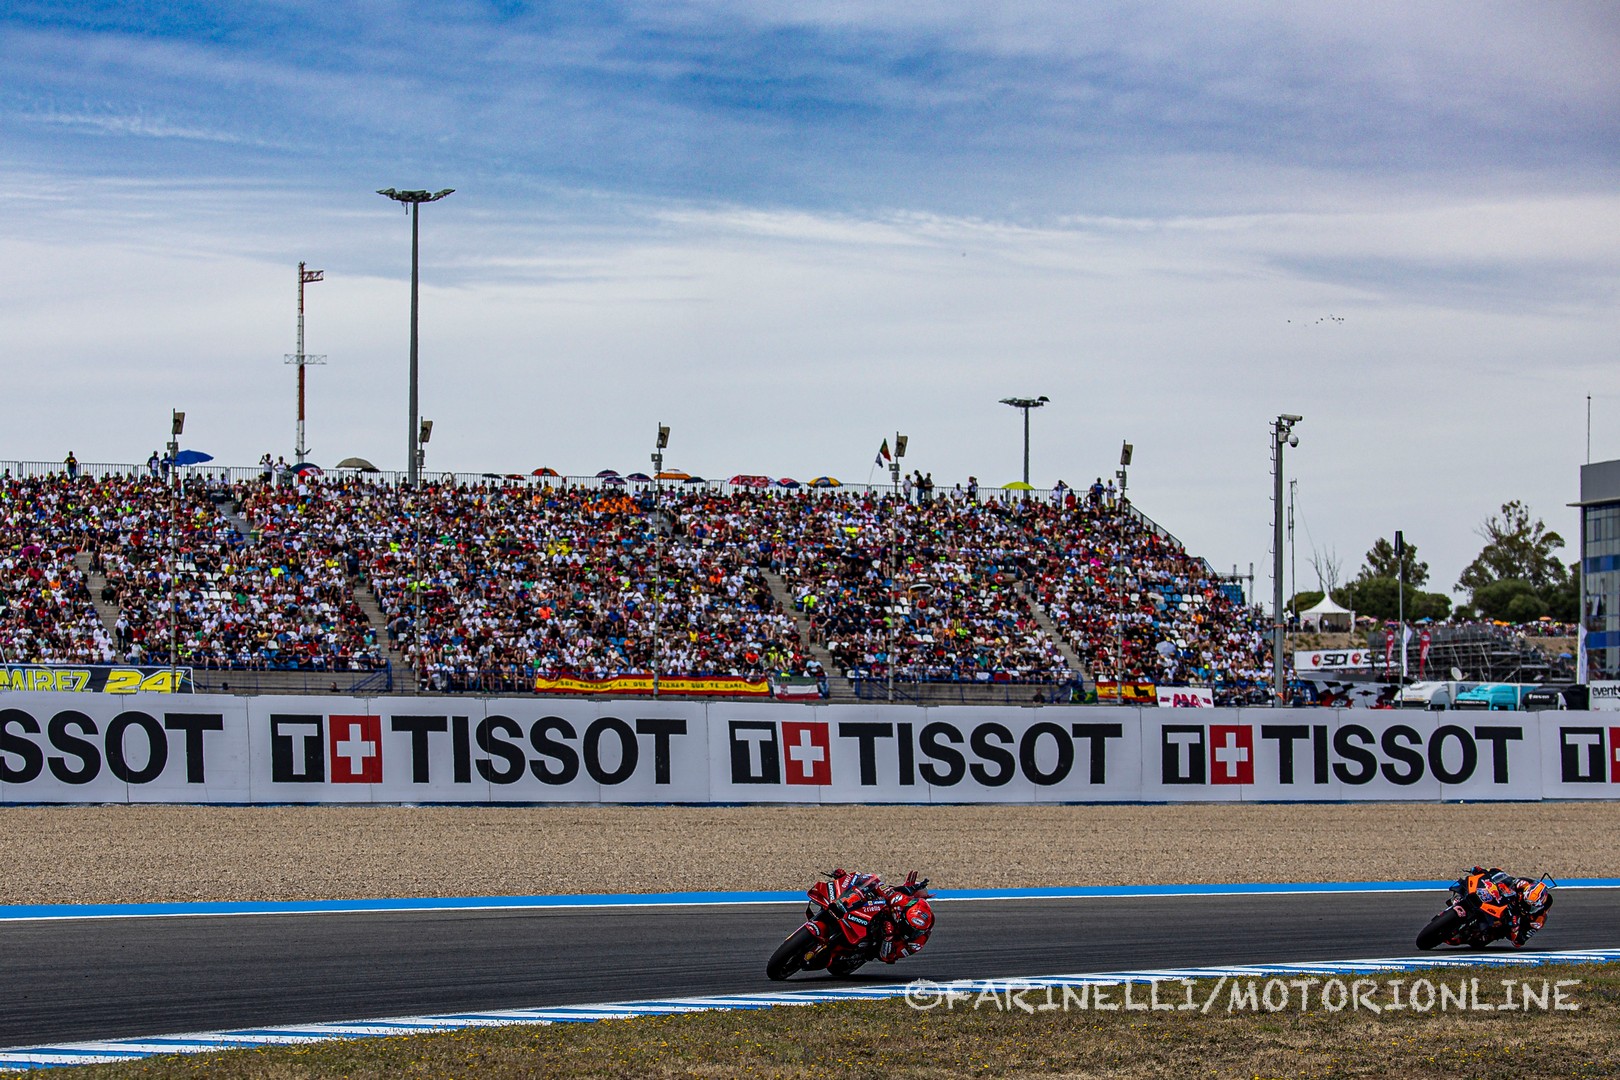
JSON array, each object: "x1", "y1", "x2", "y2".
[
  {"x1": 1520, "y1": 880, "x2": 1552, "y2": 915},
  {"x1": 898, "y1": 894, "x2": 934, "y2": 935}
]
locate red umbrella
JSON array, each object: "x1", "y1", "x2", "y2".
[{"x1": 531, "y1": 467, "x2": 560, "y2": 477}]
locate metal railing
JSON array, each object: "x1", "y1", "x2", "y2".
[{"x1": 191, "y1": 661, "x2": 393, "y2": 696}]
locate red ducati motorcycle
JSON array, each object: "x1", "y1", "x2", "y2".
[{"x1": 766, "y1": 870, "x2": 926, "y2": 981}]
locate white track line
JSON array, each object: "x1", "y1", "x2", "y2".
[{"x1": 2, "y1": 947, "x2": 1616, "y2": 1070}]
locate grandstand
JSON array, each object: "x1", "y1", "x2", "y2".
[{"x1": 0, "y1": 460, "x2": 1274, "y2": 703}]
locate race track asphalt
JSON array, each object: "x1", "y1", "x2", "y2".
[{"x1": 3, "y1": 889, "x2": 1617, "y2": 1047}]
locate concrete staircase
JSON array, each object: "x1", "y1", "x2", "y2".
[
  {"x1": 760, "y1": 569, "x2": 857, "y2": 701},
  {"x1": 1021, "y1": 590, "x2": 1092, "y2": 689},
  {"x1": 352, "y1": 579, "x2": 417, "y2": 694},
  {"x1": 75, "y1": 553, "x2": 122, "y2": 635}
]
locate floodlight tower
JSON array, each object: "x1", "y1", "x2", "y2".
[
  {"x1": 1271, "y1": 414, "x2": 1302, "y2": 705},
  {"x1": 285, "y1": 263, "x2": 326, "y2": 464},
  {"x1": 999, "y1": 396, "x2": 1048, "y2": 485},
  {"x1": 377, "y1": 187, "x2": 455, "y2": 486},
  {"x1": 651, "y1": 423, "x2": 670, "y2": 699}
]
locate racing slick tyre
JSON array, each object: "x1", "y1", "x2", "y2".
[
  {"x1": 767, "y1": 926, "x2": 820, "y2": 981},
  {"x1": 1416, "y1": 909, "x2": 1465, "y2": 950}
]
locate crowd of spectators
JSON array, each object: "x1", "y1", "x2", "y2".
[
  {"x1": 0, "y1": 477, "x2": 115, "y2": 664},
  {"x1": 0, "y1": 468, "x2": 1275, "y2": 698},
  {"x1": 1025, "y1": 492, "x2": 1272, "y2": 703}
]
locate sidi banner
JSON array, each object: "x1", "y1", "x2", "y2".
[{"x1": 0, "y1": 692, "x2": 1608, "y2": 804}]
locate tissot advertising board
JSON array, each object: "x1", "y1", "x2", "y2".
[{"x1": 0, "y1": 692, "x2": 1597, "y2": 804}]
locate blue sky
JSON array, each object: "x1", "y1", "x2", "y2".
[{"x1": 2, "y1": 1, "x2": 1618, "y2": 596}]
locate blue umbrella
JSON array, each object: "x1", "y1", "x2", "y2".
[{"x1": 173, "y1": 450, "x2": 214, "y2": 466}]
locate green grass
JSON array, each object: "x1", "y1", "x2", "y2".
[{"x1": 31, "y1": 964, "x2": 1620, "y2": 1079}]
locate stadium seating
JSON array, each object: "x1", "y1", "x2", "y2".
[{"x1": 0, "y1": 470, "x2": 1271, "y2": 697}]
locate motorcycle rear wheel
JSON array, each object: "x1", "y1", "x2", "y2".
[
  {"x1": 1416, "y1": 909, "x2": 1465, "y2": 950},
  {"x1": 766, "y1": 926, "x2": 821, "y2": 981}
]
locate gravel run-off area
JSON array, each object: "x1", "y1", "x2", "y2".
[{"x1": 1, "y1": 803, "x2": 1615, "y2": 905}]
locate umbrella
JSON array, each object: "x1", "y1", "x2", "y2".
[
  {"x1": 1003, "y1": 481, "x2": 1034, "y2": 491},
  {"x1": 336, "y1": 457, "x2": 379, "y2": 472},
  {"x1": 292, "y1": 462, "x2": 322, "y2": 475},
  {"x1": 625, "y1": 472, "x2": 653, "y2": 482},
  {"x1": 531, "y1": 467, "x2": 560, "y2": 477},
  {"x1": 728, "y1": 474, "x2": 770, "y2": 487},
  {"x1": 776, "y1": 478, "x2": 801, "y2": 489},
  {"x1": 173, "y1": 450, "x2": 214, "y2": 466},
  {"x1": 602, "y1": 475, "x2": 626, "y2": 486},
  {"x1": 683, "y1": 475, "x2": 707, "y2": 484},
  {"x1": 809, "y1": 476, "x2": 842, "y2": 487},
  {"x1": 596, "y1": 469, "x2": 620, "y2": 478},
  {"x1": 655, "y1": 470, "x2": 691, "y2": 481}
]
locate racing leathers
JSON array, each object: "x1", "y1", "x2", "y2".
[
  {"x1": 1467, "y1": 867, "x2": 1552, "y2": 947},
  {"x1": 828, "y1": 869, "x2": 934, "y2": 963}
]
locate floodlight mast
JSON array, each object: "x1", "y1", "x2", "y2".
[
  {"x1": 1271, "y1": 414, "x2": 1302, "y2": 705},
  {"x1": 284, "y1": 263, "x2": 325, "y2": 464},
  {"x1": 999, "y1": 396, "x2": 1049, "y2": 485},
  {"x1": 377, "y1": 188, "x2": 455, "y2": 487}
]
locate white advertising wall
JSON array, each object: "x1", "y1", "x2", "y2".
[{"x1": 1, "y1": 692, "x2": 1616, "y2": 804}]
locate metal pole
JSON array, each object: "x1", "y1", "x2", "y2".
[
  {"x1": 1022, "y1": 407, "x2": 1031, "y2": 486},
  {"x1": 1287, "y1": 479, "x2": 1296, "y2": 619},
  {"x1": 296, "y1": 263, "x2": 307, "y2": 464},
  {"x1": 1272, "y1": 423, "x2": 1286, "y2": 706},
  {"x1": 169, "y1": 437, "x2": 179, "y2": 684},
  {"x1": 652, "y1": 454, "x2": 662, "y2": 700},
  {"x1": 408, "y1": 203, "x2": 420, "y2": 488},
  {"x1": 1398, "y1": 533, "x2": 1406, "y2": 682}
]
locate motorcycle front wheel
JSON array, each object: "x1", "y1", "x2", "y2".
[
  {"x1": 766, "y1": 926, "x2": 821, "y2": 981},
  {"x1": 1416, "y1": 909, "x2": 1465, "y2": 950}
]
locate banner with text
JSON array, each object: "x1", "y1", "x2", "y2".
[
  {"x1": 532, "y1": 674, "x2": 769, "y2": 697},
  {"x1": 1293, "y1": 649, "x2": 1373, "y2": 672},
  {"x1": 1, "y1": 692, "x2": 1617, "y2": 804},
  {"x1": 0, "y1": 665, "x2": 193, "y2": 694}
]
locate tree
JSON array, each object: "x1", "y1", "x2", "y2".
[
  {"x1": 1309, "y1": 546, "x2": 1343, "y2": 594},
  {"x1": 1456, "y1": 500, "x2": 1568, "y2": 596},
  {"x1": 1288, "y1": 590, "x2": 1324, "y2": 615},
  {"x1": 1473, "y1": 578, "x2": 1542, "y2": 622},
  {"x1": 1544, "y1": 564, "x2": 1580, "y2": 623},
  {"x1": 1340, "y1": 577, "x2": 1451, "y2": 621},
  {"x1": 1356, "y1": 536, "x2": 1428, "y2": 587}
]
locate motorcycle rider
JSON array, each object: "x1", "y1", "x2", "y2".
[
  {"x1": 1468, "y1": 867, "x2": 1553, "y2": 947},
  {"x1": 828, "y1": 868, "x2": 934, "y2": 963}
]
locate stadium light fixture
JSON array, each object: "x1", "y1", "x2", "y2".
[
  {"x1": 651, "y1": 423, "x2": 670, "y2": 699},
  {"x1": 377, "y1": 187, "x2": 455, "y2": 487},
  {"x1": 999, "y1": 396, "x2": 1048, "y2": 486},
  {"x1": 1272, "y1": 414, "x2": 1302, "y2": 705}
]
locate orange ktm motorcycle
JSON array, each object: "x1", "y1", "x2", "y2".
[{"x1": 1416, "y1": 869, "x2": 1555, "y2": 950}]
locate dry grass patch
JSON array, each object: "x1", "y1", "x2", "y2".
[{"x1": 33, "y1": 964, "x2": 1620, "y2": 1079}]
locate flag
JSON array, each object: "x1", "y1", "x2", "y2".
[{"x1": 876, "y1": 439, "x2": 891, "y2": 466}]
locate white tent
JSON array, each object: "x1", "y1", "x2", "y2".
[{"x1": 1299, "y1": 593, "x2": 1355, "y2": 632}]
